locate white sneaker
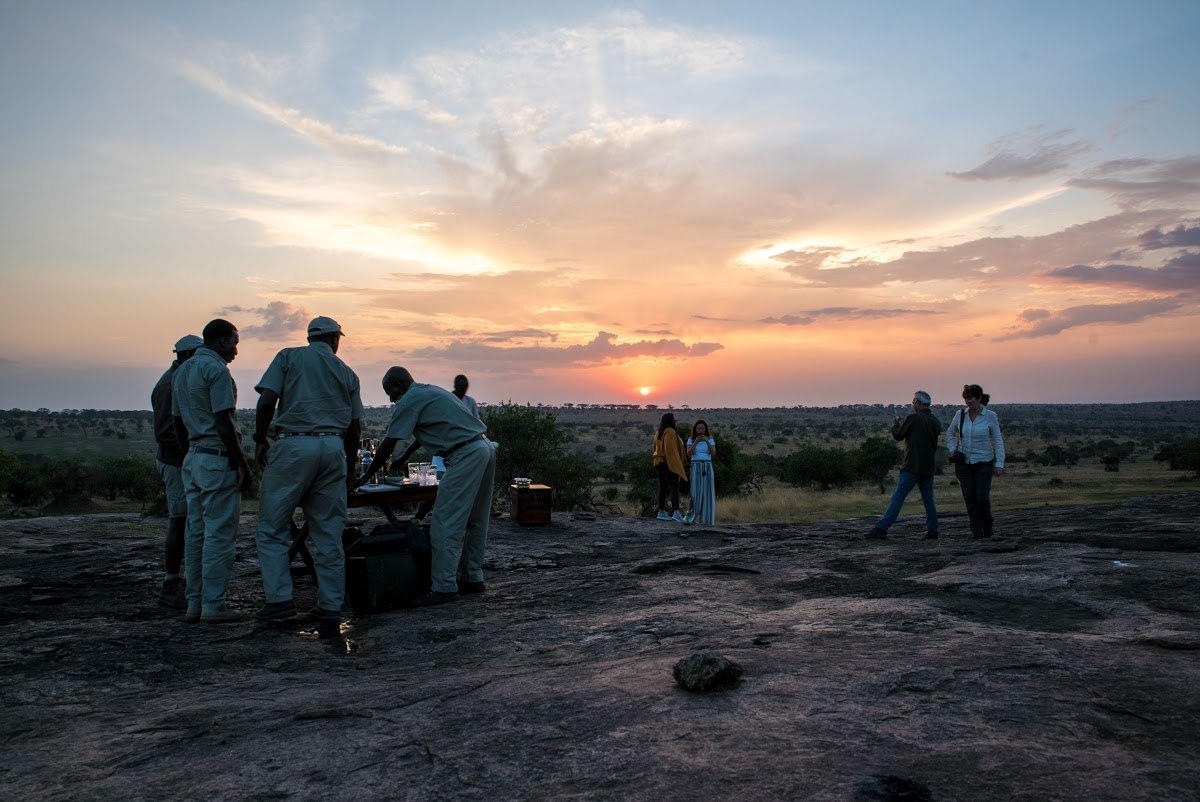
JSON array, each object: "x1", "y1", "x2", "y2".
[
  {"x1": 656, "y1": 511, "x2": 671, "y2": 521},
  {"x1": 671, "y1": 511, "x2": 685, "y2": 523},
  {"x1": 683, "y1": 512, "x2": 695, "y2": 524}
]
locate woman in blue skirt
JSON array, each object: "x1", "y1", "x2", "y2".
[{"x1": 685, "y1": 420, "x2": 717, "y2": 525}]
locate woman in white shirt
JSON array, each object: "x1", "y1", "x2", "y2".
[
  {"x1": 685, "y1": 420, "x2": 717, "y2": 525},
  {"x1": 946, "y1": 384, "x2": 1006, "y2": 538}
]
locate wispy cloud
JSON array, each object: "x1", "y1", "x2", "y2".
[
  {"x1": 769, "y1": 211, "x2": 1169, "y2": 288},
  {"x1": 1045, "y1": 251, "x2": 1200, "y2": 293},
  {"x1": 1067, "y1": 156, "x2": 1200, "y2": 208},
  {"x1": 477, "y1": 328, "x2": 559, "y2": 343},
  {"x1": 759, "y1": 308, "x2": 939, "y2": 325},
  {"x1": 947, "y1": 127, "x2": 1091, "y2": 182},
  {"x1": 169, "y1": 59, "x2": 407, "y2": 161},
  {"x1": 996, "y1": 297, "x2": 1186, "y2": 340},
  {"x1": 1137, "y1": 222, "x2": 1200, "y2": 249},
  {"x1": 406, "y1": 331, "x2": 722, "y2": 368}
]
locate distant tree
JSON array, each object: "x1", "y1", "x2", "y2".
[
  {"x1": 0, "y1": 447, "x2": 18, "y2": 497},
  {"x1": 6, "y1": 468, "x2": 53, "y2": 506},
  {"x1": 1154, "y1": 437, "x2": 1200, "y2": 477},
  {"x1": 855, "y1": 436, "x2": 902, "y2": 492},
  {"x1": 1102, "y1": 447, "x2": 1122, "y2": 472},
  {"x1": 778, "y1": 445, "x2": 856, "y2": 491},
  {"x1": 600, "y1": 465, "x2": 624, "y2": 483},
  {"x1": 614, "y1": 451, "x2": 657, "y2": 517},
  {"x1": 44, "y1": 458, "x2": 91, "y2": 510},
  {"x1": 92, "y1": 456, "x2": 159, "y2": 502},
  {"x1": 1037, "y1": 444, "x2": 1079, "y2": 468},
  {"x1": 710, "y1": 431, "x2": 755, "y2": 497},
  {"x1": 13, "y1": 429, "x2": 26, "y2": 442}
]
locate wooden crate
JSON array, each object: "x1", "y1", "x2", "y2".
[{"x1": 509, "y1": 484, "x2": 552, "y2": 526}]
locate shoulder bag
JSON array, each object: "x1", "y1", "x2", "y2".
[{"x1": 949, "y1": 409, "x2": 967, "y2": 464}]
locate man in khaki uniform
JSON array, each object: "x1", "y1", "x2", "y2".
[
  {"x1": 171, "y1": 319, "x2": 251, "y2": 623},
  {"x1": 150, "y1": 333, "x2": 203, "y2": 608},
  {"x1": 252, "y1": 316, "x2": 363, "y2": 625},
  {"x1": 357, "y1": 366, "x2": 495, "y2": 606}
]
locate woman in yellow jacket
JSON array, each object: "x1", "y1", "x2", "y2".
[{"x1": 652, "y1": 412, "x2": 688, "y2": 522}]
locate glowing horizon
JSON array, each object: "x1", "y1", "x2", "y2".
[{"x1": 1, "y1": 2, "x2": 1198, "y2": 411}]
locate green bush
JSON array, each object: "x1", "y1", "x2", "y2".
[
  {"x1": 710, "y1": 431, "x2": 755, "y2": 497},
  {"x1": 6, "y1": 456, "x2": 54, "y2": 507},
  {"x1": 482, "y1": 402, "x2": 597, "y2": 511},
  {"x1": 92, "y1": 456, "x2": 159, "y2": 502},
  {"x1": 614, "y1": 451, "x2": 657, "y2": 517},
  {"x1": 0, "y1": 447, "x2": 18, "y2": 498},
  {"x1": 778, "y1": 445, "x2": 856, "y2": 491},
  {"x1": 1036, "y1": 444, "x2": 1080, "y2": 468},
  {"x1": 1154, "y1": 436, "x2": 1200, "y2": 476},
  {"x1": 855, "y1": 436, "x2": 902, "y2": 492}
]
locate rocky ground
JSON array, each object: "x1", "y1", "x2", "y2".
[{"x1": 1, "y1": 494, "x2": 1198, "y2": 801}]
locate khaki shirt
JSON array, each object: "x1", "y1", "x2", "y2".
[
  {"x1": 384, "y1": 383, "x2": 486, "y2": 452},
  {"x1": 171, "y1": 347, "x2": 237, "y2": 447},
  {"x1": 255, "y1": 341, "x2": 364, "y2": 435}
]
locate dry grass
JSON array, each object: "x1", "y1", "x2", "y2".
[{"x1": 629, "y1": 460, "x2": 1197, "y2": 525}]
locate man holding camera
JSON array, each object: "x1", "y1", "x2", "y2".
[{"x1": 866, "y1": 390, "x2": 943, "y2": 540}]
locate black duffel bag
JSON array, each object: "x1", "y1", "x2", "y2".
[{"x1": 344, "y1": 520, "x2": 431, "y2": 613}]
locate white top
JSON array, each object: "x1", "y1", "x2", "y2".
[
  {"x1": 946, "y1": 408, "x2": 1006, "y2": 468},
  {"x1": 458, "y1": 393, "x2": 480, "y2": 420},
  {"x1": 687, "y1": 436, "x2": 715, "y2": 461}
]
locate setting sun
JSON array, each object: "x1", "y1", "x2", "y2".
[{"x1": 639, "y1": 387, "x2": 651, "y2": 397}]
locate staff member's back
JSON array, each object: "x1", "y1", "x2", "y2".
[{"x1": 253, "y1": 316, "x2": 363, "y2": 625}]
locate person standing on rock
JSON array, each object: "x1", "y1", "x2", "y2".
[
  {"x1": 684, "y1": 420, "x2": 717, "y2": 525},
  {"x1": 653, "y1": 412, "x2": 688, "y2": 522},
  {"x1": 171, "y1": 319, "x2": 252, "y2": 623},
  {"x1": 150, "y1": 333, "x2": 203, "y2": 608},
  {"x1": 867, "y1": 390, "x2": 943, "y2": 540},
  {"x1": 356, "y1": 366, "x2": 495, "y2": 606},
  {"x1": 946, "y1": 383, "x2": 1006, "y2": 538},
  {"x1": 252, "y1": 316, "x2": 364, "y2": 627}
]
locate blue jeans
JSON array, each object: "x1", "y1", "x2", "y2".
[{"x1": 875, "y1": 471, "x2": 938, "y2": 534}]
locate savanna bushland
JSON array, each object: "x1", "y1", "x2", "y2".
[{"x1": 1, "y1": 402, "x2": 1198, "y2": 522}]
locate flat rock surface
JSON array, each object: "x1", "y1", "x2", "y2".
[{"x1": 1, "y1": 494, "x2": 1198, "y2": 801}]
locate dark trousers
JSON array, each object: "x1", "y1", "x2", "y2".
[
  {"x1": 955, "y1": 461, "x2": 994, "y2": 536},
  {"x1": 656, "y1": 462, "x2": 680, "y2": 512}
]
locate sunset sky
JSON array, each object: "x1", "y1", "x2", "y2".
[{"x1": 2, "y1": 1, "x2": 1198, "y2": 411}]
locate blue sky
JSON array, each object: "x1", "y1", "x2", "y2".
[{"x1": 1, "y1": 1, "x2": 1198, "y2": 409}]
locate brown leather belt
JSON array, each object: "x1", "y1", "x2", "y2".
[{"x1": 437, "y1": 433, "x2": 486, "y2": 458}]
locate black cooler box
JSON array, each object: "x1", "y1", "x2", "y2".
[{"x1": 344, "y1": 521, "x2": 432, "y2": 613}]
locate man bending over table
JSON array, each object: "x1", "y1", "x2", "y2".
[{"x1": 357, "y1": 366, "x2": 496, "y2": 606}]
